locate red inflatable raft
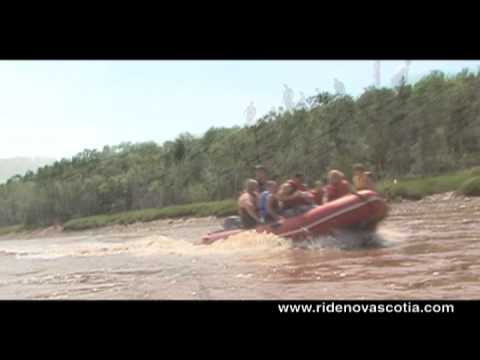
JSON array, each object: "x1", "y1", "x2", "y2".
[{"x1": 201, "y1": 190, "x2": 387, "y2": 244}]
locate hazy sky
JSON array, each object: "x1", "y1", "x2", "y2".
[{"x1": 1, "y1": 60, "x2": 480, "y2": 160}]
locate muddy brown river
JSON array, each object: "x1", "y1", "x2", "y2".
[{"x1": 1, "y1": 193, "x2": 480, "y2": 299}]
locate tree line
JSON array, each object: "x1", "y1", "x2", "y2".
[{"x1": 1, "y1": 69, "x2": 480, "y2": 227}]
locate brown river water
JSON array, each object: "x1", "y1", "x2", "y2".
[{"x1": 1, "y1": 193, "x2": 480, "y2": 300}]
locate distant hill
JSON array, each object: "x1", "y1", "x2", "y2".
[{"x1": 0, "y1": 157, "x2": 56, "y2": 183}]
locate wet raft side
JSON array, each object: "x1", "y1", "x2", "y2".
[{"x1": 201, "y1": 190, "x2": 388, "y2": 244}]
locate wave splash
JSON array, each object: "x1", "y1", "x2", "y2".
[{"x1": 5, "y1": 227, "x2": 396, "y2": 260}]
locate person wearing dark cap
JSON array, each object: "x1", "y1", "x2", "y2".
[{"x1": 254, "y1": 165, "x2": 269, "y2": 193}]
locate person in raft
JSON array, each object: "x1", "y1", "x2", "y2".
[
  {"x1": 364, "y1": 171, "x2": 377, "y2": 191},
  {"x1": 310, "y1": 180, "x2": 325, "y2": 205},
  {"x1": 238, "y1": 179, "x2": 262, "y2": 229},
  {"x1": 258, "y1": 180, "x2": 283, "y2": 224},
  {"x1": 292, "y1": 173, "x2": 308, "y2": 191},
  {"x1": 277, "y1": 178, "x2": 315, "y2": 217},
  {"x1": 254, "y1": 165, "x2": 269, "y2": 193},
  {"x1": 323, "y1": 170, "x2": 354, "y2": 203},
  {"x1": 352, "y1": 163, "x2": 377, "y2": 191}
]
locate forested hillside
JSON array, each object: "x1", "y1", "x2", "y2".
[{"x1": 1, "y1": 69, "x2": 480, "y2": 227}]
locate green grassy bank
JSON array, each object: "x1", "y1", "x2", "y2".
[
  {"x1": 62, "y1": 199, "x2": 237, "y2": 231},
  {"x1": 0, "y1": 224, "x2": 25, "y2": 236},
  {"x1": 378, "y1": 167, "x2": 480, "y2": 200}
]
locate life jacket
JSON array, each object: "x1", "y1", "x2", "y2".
[
  {"x1": 282, "y1": 193, "x2": 311, "y2": 209},
  {"x1": 258, "y1": 191, "x2": 270, "y2": 219},
  {"x1": 353, "y1": 173, "x2": 368, "y2": 191},
  {"x1": 325, "y1": 180, "x2": 351, "y2": 202},
  {"x1": 259, "y1": 191, "x2": 280, "y2": 221},
  {"x1": 281, "y1": 180, "x2": 310, "y2": 208}
]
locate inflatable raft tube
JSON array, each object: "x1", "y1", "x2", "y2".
[{"x1": 201, "y1": 190, "x2": 387, "y2": 244}]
